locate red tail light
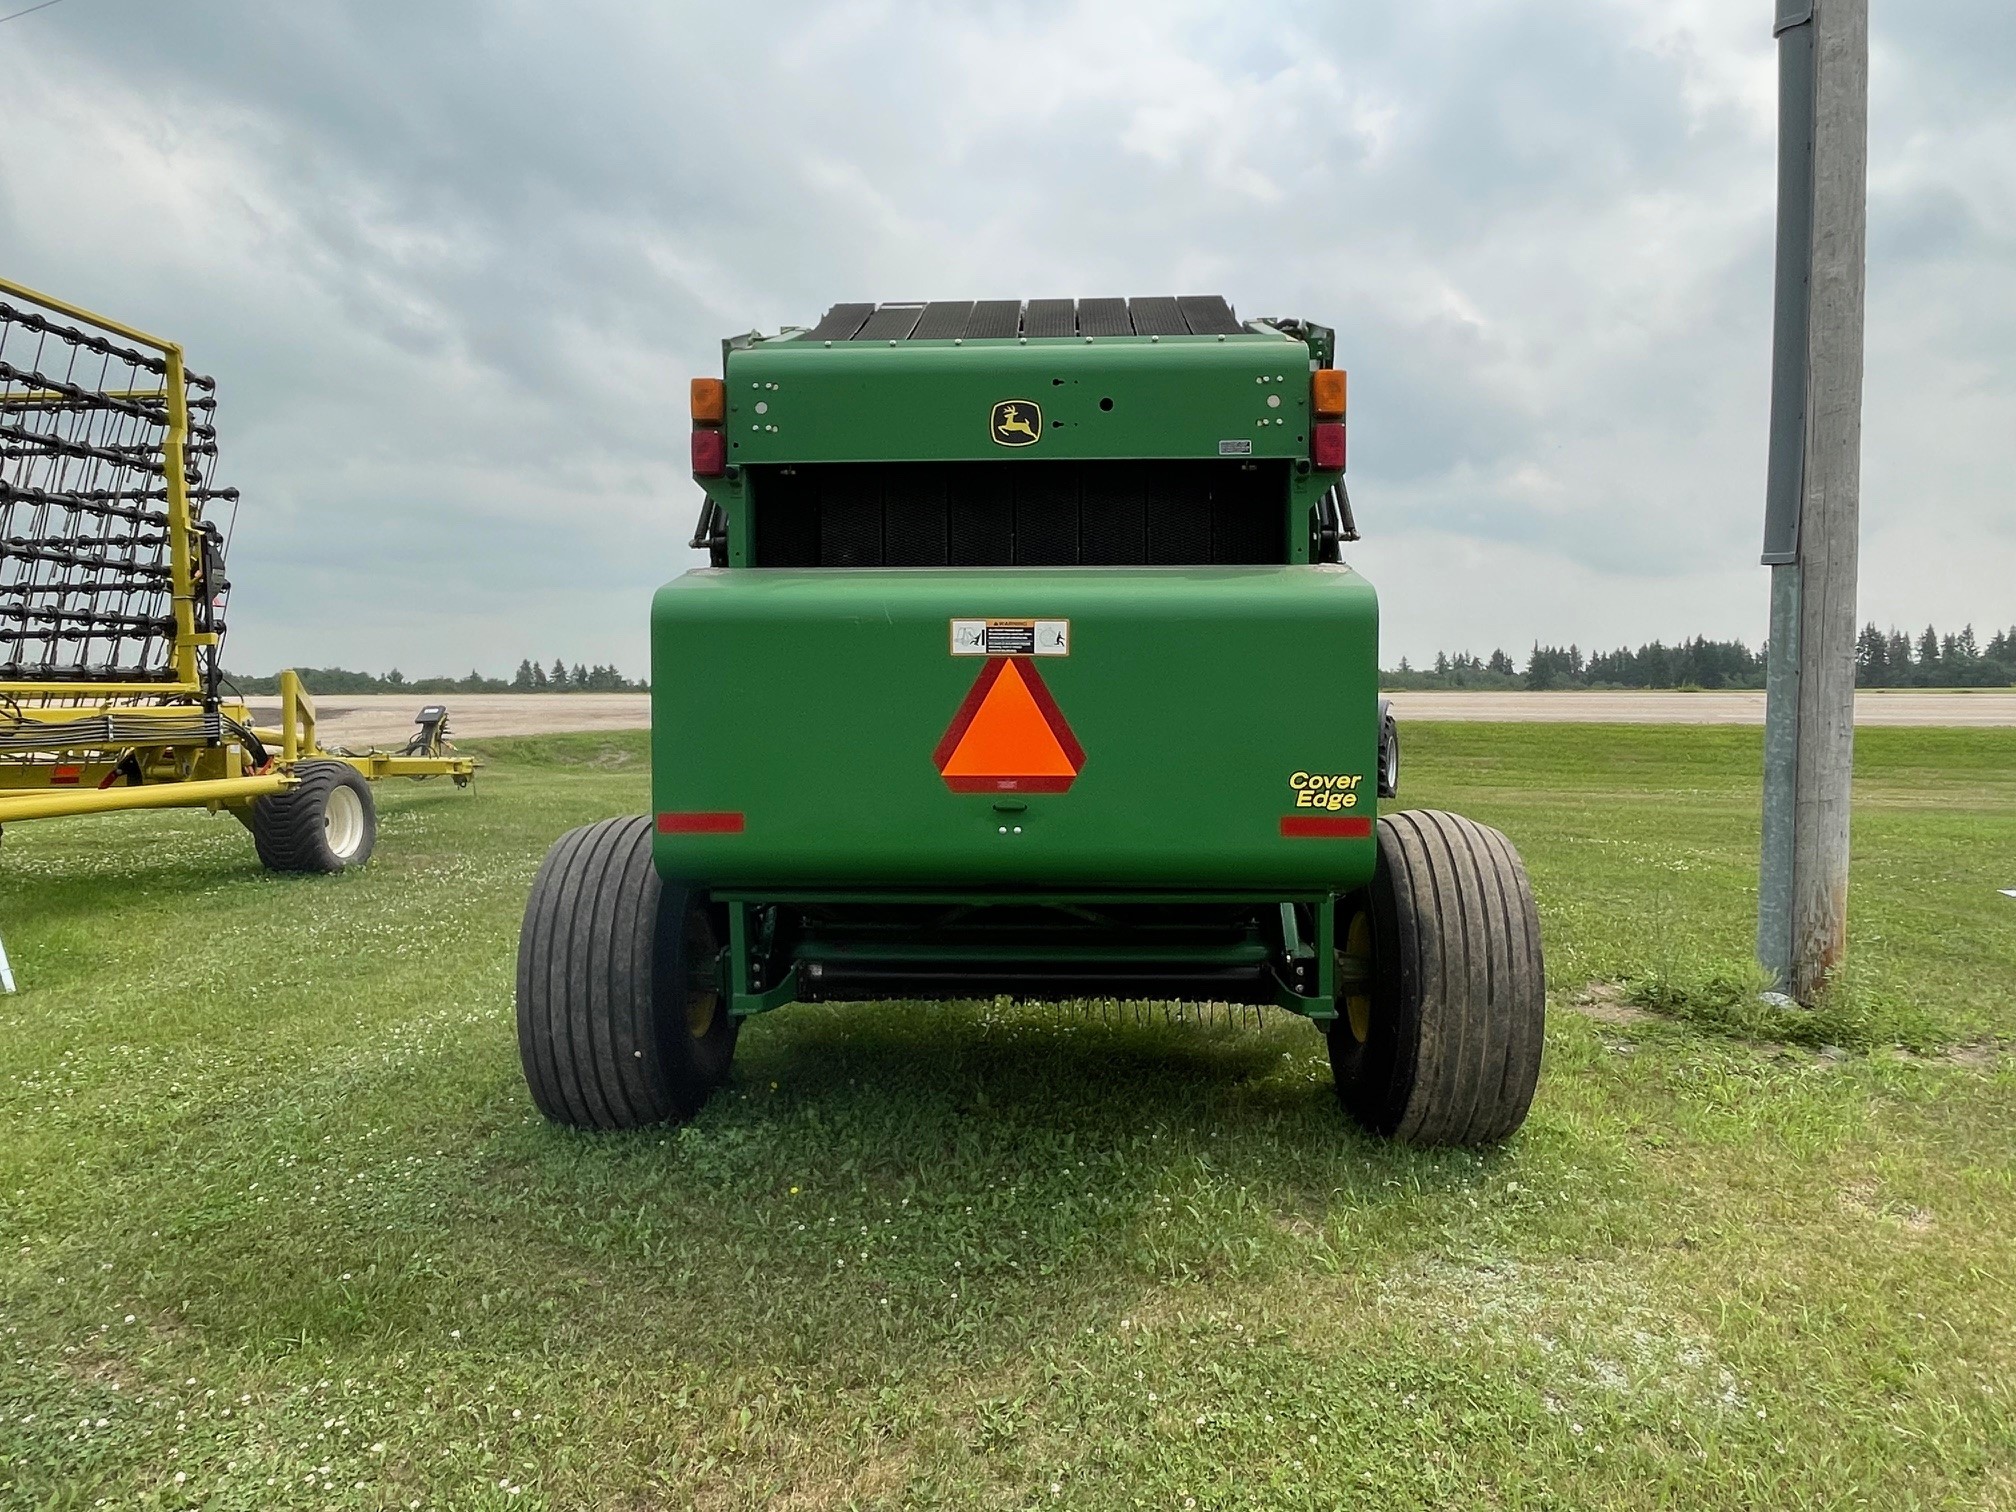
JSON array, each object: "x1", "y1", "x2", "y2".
[
  {"x1": 1312, "y1": 422, "x2": 1346, "y2": 471},
  {"x1": 691, "y1": 429, "x2": 726, "y2": 477}
]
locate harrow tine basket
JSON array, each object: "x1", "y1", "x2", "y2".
[
  {"x1": 0, "y1": 282, "x2": 230, "y2": 694},
  {"x1": 0, "y1": 276, "x2": 473, "y2": 870}
]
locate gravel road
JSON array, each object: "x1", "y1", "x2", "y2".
[{"x1": 243, "y1": 689, "x2": 2016, "y2": 749}]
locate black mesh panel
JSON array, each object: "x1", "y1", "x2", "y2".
[
  {"x1": 752, "y1": 468, "x2": 820, "y2": 565},
  {"x1": 882, "y1": 465, "x2": 949, "y2": 565},
  {"x1": 1148, "y1": 464, "x2": 1214, "y2": 564},
  {"x1": 1212, "y1": 467, "x2": 1277, "y2": 563},
  {"x1": 1078, "y1": 463, "x2": 1147, "y2": 564},
  {"x1": 819, "y1": 469, "x2": 882, "y2": 566},
  {"x1": 750, "y1": 461, "x2": 1285, "y2": 568},
  {"x1": 1013, "y1": 467, "x2": 1080, "y2": 565},
  {"x1": 950, "y1": 471, "x2": 1015, "y2": 564}
]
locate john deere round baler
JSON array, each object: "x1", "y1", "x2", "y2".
[{"x1": 517, "y1": 297, "x2": 1543, "y2": 1146}]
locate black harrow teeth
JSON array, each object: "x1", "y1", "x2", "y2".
[{"x1": 0, "y1": 298, "x2": 235, "y2": 689}]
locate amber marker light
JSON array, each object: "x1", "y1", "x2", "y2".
[
  {"x1": 690, "y1": 377, "x2": 726, "y2": 425},
  {"x1": 1311, "y1": 368, "x2": 1346, "y2": 420}
]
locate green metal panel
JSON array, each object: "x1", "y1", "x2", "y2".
[
  {"x1": 722, "y1": 336, "x2": 1314, "y2": 466},
  {"x1": 650, "y1": 565, "x2": 1379, "y2": 891}
]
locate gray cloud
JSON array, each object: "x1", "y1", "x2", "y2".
[{"x1": 2, "y1": 0, "x2": 2009, "y2": 673}]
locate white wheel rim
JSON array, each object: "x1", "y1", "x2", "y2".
[{"x1": 324, "y1": 783, "x2": 365, "y2": 860}]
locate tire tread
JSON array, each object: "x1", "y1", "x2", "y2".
[
  {"x1": 249, "y1": 760, "x2": 376, "y2": 872},
  {"x1": 515, "y1": 816, "x2": 736, "y2": 1130},
  {"x1": 1334, "y1": 808, "x2": 1546, "y2": 1146}
]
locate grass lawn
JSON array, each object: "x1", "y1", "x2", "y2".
[{"x1": 2, "y1": 724, "x2": 2012, "y2": 1510}]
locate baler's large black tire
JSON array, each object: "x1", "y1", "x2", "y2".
[
  {"x1": 1328, "y1": 809, "x2": 1544, "y2": 1145},
  {"x1": 250, "y1": 761, "x2": 376, "y2": 872},
  {"x1": 516, "y1": 816, "x2": 738, "y2": 1130}
]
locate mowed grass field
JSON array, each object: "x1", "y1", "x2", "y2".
[{"x1": 3, "y1": 725, "x2": 2013, "y2": 1511}]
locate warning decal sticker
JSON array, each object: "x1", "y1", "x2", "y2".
[
  {"x1": 933, "y1": 656, "x2": 1084, "y2": 794},
  {"x1": 949, "y1": 618, "x2": 1069, "y2": 656}
]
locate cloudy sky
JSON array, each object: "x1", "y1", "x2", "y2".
[{"x1": 3, "y1": 0, "x2": 2009, "y2": 676}]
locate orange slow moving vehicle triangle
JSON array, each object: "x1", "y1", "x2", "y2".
[{"x1": 934, "y1": 657, "x2": 1084, "y2": 793}]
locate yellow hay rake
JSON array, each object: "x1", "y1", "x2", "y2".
[{"x1": 0, "y1": 276, "x2": 471, "y2": 870}]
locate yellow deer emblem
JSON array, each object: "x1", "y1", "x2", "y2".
[{"x1": 990, "y1": 399, "x2": 1043, "y2": 447}]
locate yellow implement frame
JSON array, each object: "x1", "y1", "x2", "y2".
[{"x1": 0, "y1": 278, "x2": 473, "y2": 845}]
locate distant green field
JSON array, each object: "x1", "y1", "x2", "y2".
[{"x1": 3, "y1": 725, "x2": 2012, "y2": 1510}]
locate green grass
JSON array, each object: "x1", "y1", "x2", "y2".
[{"x1": 2, "y1": 725, "x2": 2013, "y2": 1510}]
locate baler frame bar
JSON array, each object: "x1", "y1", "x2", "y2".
[{"x1": 715, "y1": 891, "x2": 1342, "y2": 1022}]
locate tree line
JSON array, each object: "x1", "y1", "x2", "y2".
[
  {"x1": 1382, "y1": 625, "x2": 2016, "y2": 691},
  {"x1": 508, "y1": 659, "x2": 645, "y2": 692},
  {"x1": 1854, "y1": 625, "x2": 2016, "y2": 688},
  {"x1": 227, "y1": 660, "x2": 646, "y2": 695}
]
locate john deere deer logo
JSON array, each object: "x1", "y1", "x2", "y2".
[{"x1": 990, "y1": 399, "x2": 1043, "y2": 447}]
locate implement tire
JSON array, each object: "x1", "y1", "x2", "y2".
[
  {"x1": 1328, "y1": 809, "x2": 1545, "y2": 1145},
  {"x1": 250, "y1": 761, "x2": 376, "y2": 872},
  {"x1": 516, "y1": 815, "x2": 737, "y2": 1130},
  {"x1": 1377, "y1": 703, "x2": 1400, "y2": 799}
]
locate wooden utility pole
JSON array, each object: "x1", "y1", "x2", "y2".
[{"x1": 1757, "y1": 0, "x2": 1868, "y2": 1001}]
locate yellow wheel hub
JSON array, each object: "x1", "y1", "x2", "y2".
[
  {"x1": 1340, "y1": 911, "x2": 1373, "y2": 1044},
  {"x1": 684, "y1": 910, "x2": 720, "y2": 1038}
]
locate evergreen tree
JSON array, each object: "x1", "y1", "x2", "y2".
[
  {"x1": 1525, "y1": 643, "x2": 1581, "y2": 690},
  {"x1": 1917, "y1": 626, "x2": 1940, "y2": 674},
  {"x1": 572, "y1": 663, "x2": 590, "y2": 689},
  {"x1": 550, "y1": 658, "x2": 568, "y2": 690},
  {"x1": 512, "y1": 658, "x2": 535, "y2": 691},
  {"x1": 1488, "y1": 649, "x2": 1515, "y2": 676},
  {"x1": 532, "y1": 661, "x2": 549, "y2": 691},
  {"x1": 1856, "y1": 624, "x2": 1889, "y2": 687}
]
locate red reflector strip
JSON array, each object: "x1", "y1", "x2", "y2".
[
  {"x1": 1280, "y1": 815, "x2": 1372, "y2": 839},
  {"x1": 1312, "y1": 422, "x2": 1346, "y2": 470},
  {"x1": 657, "y1": 811, "x2": 744, "y2": 834},
  {"x1": 51, "y1": 764, "x2": 82, "y2": 786},
  {"x1": 691, "y1": 429, "x2": 726, "y2": 477}
]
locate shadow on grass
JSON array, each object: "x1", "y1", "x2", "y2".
[{"x1": 435, "y1": 1001, "x2": 1543, "y2": 1373}]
